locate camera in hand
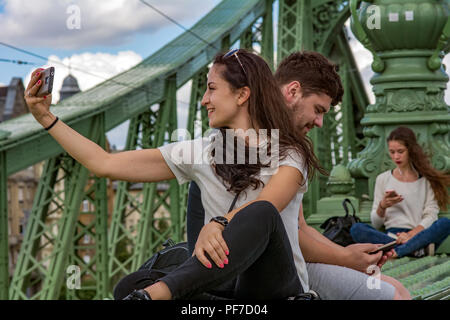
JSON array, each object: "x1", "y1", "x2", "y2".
[{"x1": 37, "y1": 67, "x2": 55, "y2": 97}]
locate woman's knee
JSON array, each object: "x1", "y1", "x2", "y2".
[
  {"x1": 350, "y1": 222, "x2": 366, "y2": 237},
  {"x1": 244, "y1": 200, "x2": 280, "y2": 220},
  {"x1": 381, "y1": 275, "x2": 411, "y2": 300},
  {"x1": 435, "y1": 217, "x2": 450, "y2": 230}
]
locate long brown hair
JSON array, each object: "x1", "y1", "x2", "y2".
[
  {"x1": 387, "y1": 126, "x2": 450, "y2": 211},
  {"x1": 210, "y1": 49, "x2": 326, "y2": 195}
]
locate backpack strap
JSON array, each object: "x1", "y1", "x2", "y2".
[
  {"x1": 227, "y1": 192, "x2": 241, "y2": 213},
  {"x1": 342, "y1": 198, "x2": 357, "y2": 218}
]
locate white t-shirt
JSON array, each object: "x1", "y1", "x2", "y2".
[
  {"x1": 158, "y1": 132, "x2": 310, "y2": 292},
  {"x1": 371, "y1": 170, "x2": 439, "y2": 230}
]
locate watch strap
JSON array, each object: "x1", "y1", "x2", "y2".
[{"x1": 210, "y1": 216, "x2": 229, "y2": 228}]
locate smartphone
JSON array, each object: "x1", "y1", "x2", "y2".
[
  {"x1": 369, "y1": 240, "x2": 397, "y2": 255},
  {"x1": 385, "y1": 189, "x2": 398, "y2": 197},
  {"x1": 37, "y1": 67, "x2": 55, "y2": 97}
]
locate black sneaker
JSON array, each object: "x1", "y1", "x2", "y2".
[
  {"x1": 288, "y1": 290, "x2": 321, "y2": 300},
  {"x1": 123, "y1": 289, "x2": 152, "y2": 300}
]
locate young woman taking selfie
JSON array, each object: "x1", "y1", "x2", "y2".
[{"x1": 25, "y1": 49, "x2": 324, "y2": 300}]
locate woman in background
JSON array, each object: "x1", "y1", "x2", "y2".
[{"x1": 351, "y1": 126, "x2": 450, "y2": 258}]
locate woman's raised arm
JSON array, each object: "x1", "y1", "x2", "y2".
[{"x1": 25, "y1": 68, "x2": 175, "y2": 183}]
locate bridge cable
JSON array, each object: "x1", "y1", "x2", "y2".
[
  {"x1": 138, "y1": 0, "x2": 218, "y2": 51},
  {"x1": 0, "y1": 58, "x2": 37, "y2": 65}
]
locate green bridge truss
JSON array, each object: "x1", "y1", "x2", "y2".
[{"x1": 0, "y1": 0, "x2": 448, "y2": 300}]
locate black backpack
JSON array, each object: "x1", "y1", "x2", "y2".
[
  {"x1": 136, "y1": 239, "x2": 233, "y2": 300},
  {"x1": 320, "y1": 198, "x2": 361, "y2": 247},
  {"x1": 138, "y1": 239, "x2": 189, "y2": 273}
]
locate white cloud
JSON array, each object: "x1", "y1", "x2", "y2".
[
  {"x1": 25, "y1": 50, "x2": 142, "y2": 103},
  {"x1": 0, "y1": 0, "x2": 217, "y2": 49}
]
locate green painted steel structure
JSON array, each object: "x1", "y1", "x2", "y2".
[{"x1": 0, "y1": 0, "x2": 448, "y2": 300}]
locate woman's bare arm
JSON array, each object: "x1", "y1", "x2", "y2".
[{"x1": 25, "y1": 68, "x2": 175, "y2": 183}]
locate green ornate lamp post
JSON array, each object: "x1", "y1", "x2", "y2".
[
  {"x1": 348, "y1": 0, "x2": 450, "y2": 251},
  {"x1": 312, "y1": 164, "x2": 359, "y2": 225},
  {"x1": 348, "y1": 0, "x2": 450, "y2": 198}
]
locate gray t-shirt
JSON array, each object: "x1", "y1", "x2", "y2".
[{"x1": 158, "y1": 132, "x2": 310, "y2": 292}]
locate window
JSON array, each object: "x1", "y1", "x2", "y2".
[
  {"x1": 18, "y1": 187, "x2": 24, "y2": 203},
  {"x1": 83, "y1": 234, "x2": 91, "y2": 244},
  {"x1": 82, "y1": 200, "x2": 89, "y2": 212},
  {"x1": 83, "y1": 255, "x2": 91, "y2": 264}
]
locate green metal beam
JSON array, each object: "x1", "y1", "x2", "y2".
[
  {"x1": 9, "y1": 156, "x2": 61, "y2": 299},
  {"x1": 65, "y1": 114, "x2": 110, "y2": 300},
  {"x1": 39, "y1": 115, "x2": 107, "y2": 299},
  {"x1": 261, "y1": 0, "x2": 275, "y2": 70},
  {"x1": 0, "y1": 151, "x2": 8, "y2": 299},
  {"x1": 107, "y1": 114, "x2": 144, "y2": 290},
  {"x1": 133, "y1": 77, "x2": 179, "y2": 270}
]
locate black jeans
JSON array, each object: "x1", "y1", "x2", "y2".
[
  {"x1": 184, "y1": 181, "x2": 237, "y2": 298},
  {"x1": 114, "y1": 182, "x2": 303, "y2": 300},
  {"x1": 159, "y1": 200, "x2": 302, "y2": 299},
  {"x1": 113, "y1": 199, "x2": 302, "y2": 300}
]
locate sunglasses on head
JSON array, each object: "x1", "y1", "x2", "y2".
[{"x1": 224, "y1": 49, "x2": 247, "y2": 76}]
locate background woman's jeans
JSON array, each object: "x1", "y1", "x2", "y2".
[{"x1": 350, "y1": 218, "x2": 450, "y2": 258}]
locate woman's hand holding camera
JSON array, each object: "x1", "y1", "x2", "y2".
[{"x1": 24, "y1": 68, "x2": 55, "y2": 128}]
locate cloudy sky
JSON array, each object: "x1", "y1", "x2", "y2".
[
  {"x1": 0, "y1": 0, "x2": 222, "y2": 148},
  {"x1": 1, "y1": 0, "x2": 449, "y2": 149}
]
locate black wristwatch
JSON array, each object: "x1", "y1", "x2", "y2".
[{"x1": 210, "y1": 216, "x2": 229, "y2": 228}]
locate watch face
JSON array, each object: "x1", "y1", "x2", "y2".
[{"x1": 212, "y1": 216, "x2": 228, "y2": 227}]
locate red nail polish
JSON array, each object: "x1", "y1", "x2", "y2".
[
  {"x1": 43, "y1": 96, "x2": 47, "y2": 99},
  {"x1": 225, "y1": 250, "x2": 229, "y2": 255},
  {"x1": 224, "y1": 259, "x2": 228, "y2": 265},
  {"x1": 37, "y1": 80, "x2": 41, "y2": 85},
  {"x1": 207, "y1": 263, "x2": 212, "y2": 269},
  {"x1": 219, "y1": 264, "x2": 224, "y2": 268},
  {"x1": 36, "y1": 72, "x2": 40, "y2": 77}
]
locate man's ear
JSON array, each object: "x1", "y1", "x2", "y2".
[
  {"x1": 288, "y1": 81, "x2": 302, "y2": 98},
  {"x1": 283, "y1": 81, "x2": 302, "y2": 105},
  {"x1": 237, "y1": 86, "x2": 251, "y2": 106}
]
